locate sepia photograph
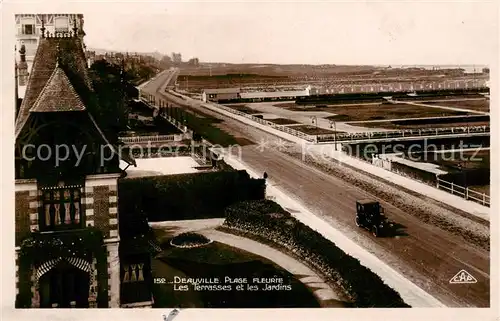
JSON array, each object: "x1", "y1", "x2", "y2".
[{"x1": 2, "y1": 1, "x2": 498, "y2": 320}]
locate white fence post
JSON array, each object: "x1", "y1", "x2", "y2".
[{"x1": 451, "y1": 182, "x2": 454, "y2": 194}]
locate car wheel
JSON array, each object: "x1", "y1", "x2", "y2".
[{"x1": 355, "y1": 217, "x2": 362, "y2": 227}]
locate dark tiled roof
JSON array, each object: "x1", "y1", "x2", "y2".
[
  {"x1": 15, "y1": 37, "x2": 92, "y2": 138},
  {"x1": 30, "y1": 66, "x2": 86, "y2": 112},
  {"x1": 15, "y1": 36, "x2": 136, "y2": 167}
]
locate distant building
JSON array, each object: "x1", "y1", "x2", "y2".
[
  {"x1": 202, "y1": 88, "x2": 241, "y2": 103},
  {"x1": 239, "y1": 90, "x2": 309, "y2": 101},
  {"x1": 15, "y1": 14, "x2": 85, "y2": 74}
]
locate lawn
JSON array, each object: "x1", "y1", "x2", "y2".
[
  {"x1": 269, "y1": 118, "x2": 300, "y2": 125},
  {"x1": 275, "y1": 103, "x2": 473, "y2": 122},
  {"x1": 349, "y1": 120, "x2": 490, "y2": 130},
  {"x1": 410, "y1": 150, "x2": 489, "y2": 169},
  {"x1": 407, "y1": 149, "x2": 490, "y2": 196},
  {"x1": 467, "y1": 185, "x2": 490, "y2": 196},
  {"x1": 292, "y1": 125, "x2": 339, "y2": 135},
  {"x1": 423, "y1": 99, "x2": 490, "y2": 112},
  {"x1": 225, "y1": 104, "x2": 263, "y2": 114},
  {"x1": 151, "y1": 241, "x2": 321, "y2": 308},
  {"x1": 166, "y1": 106, "x2": 252, "y2": 147}
]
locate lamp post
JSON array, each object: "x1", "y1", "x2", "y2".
[{"x1": 330, "y1": 120, "x2": 337, "y2": 151}]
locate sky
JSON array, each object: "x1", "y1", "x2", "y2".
[{"x1": 7, "y1": 1, "x2": 500, "y2": 65}]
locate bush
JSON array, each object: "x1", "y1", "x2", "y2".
[
  {"x1": 170, "y1": 232, "x2": 211, "y2": 247},
  {"x1": 222, "y1": 200, "x2": 410, "y2": 308},
  {"x1": 118, "y1": 171, "x2": 266, "y2": 223}
]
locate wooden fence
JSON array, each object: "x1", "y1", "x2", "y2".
[{"x1": 436, "y1": 177, "x2": 490, "y2": 206}]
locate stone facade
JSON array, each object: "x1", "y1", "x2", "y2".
[{"x1": 15, "y1": 173, "x2": 121, "y2": 308}]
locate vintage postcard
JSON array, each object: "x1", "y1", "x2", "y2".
[{"x1": 1, "y1": 1, "x2": 498, "y2": 321}]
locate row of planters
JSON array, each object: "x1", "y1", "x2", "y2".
[
  {"x1": 118, "y1": 170, "x2": 266, "y2": 223},
  {"x1": 222, "y1": 199, "x2": 410, "y2": 308}
]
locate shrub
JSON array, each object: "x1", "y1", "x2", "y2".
[
  {"x1": 223, "y1": 200, "x2": 410, "y2": 308},
  {"x1": 170, "y1": 232, "x2": 211, "y2": 247}
]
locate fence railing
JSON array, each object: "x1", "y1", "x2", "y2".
[
  {"x1": 119, "y1": 134, "x2": 180, "y2": 144},
  {"x1": 199, "y1": 100, "x2": 317, "y2": 142},
  {"x1": 161, "y1": 90, "x2": 490, "y2": 146},
  {"x1": 436, "y1": 177, "x2": 490, "y2": 206},
  {"x1": 364, "y1": 154, "x2": 491, "y2": 207}
]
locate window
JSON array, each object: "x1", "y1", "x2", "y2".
[
  {"x1": 120, "y1": 259, "x2": 152, "y2": 304},
  {"x1": 55, "y1": 16, "x2": 69, "y2": 33},
  {"x1": 40, "y1": 187, "x2": 83, "y2": 231},
  {"x1": 22, "y1": 24, "x2": 35, "y2": 35},
  {"x1": 122, "y1": 263, "x2": 145, "y2": 283}
]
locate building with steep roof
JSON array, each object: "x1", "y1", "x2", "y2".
[
  {"x1": 15, "y1": 14, "x2": 85, "y2": 75},
  {"x1": 14, "y1": 20, "x2": 152, "y2": 309}
]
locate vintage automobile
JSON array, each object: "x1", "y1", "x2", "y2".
[{"x1": 355, "y1": 199, "x2": 388, "y2": 237}]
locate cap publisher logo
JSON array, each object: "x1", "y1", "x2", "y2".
[{"x1": 449, "y1": 270, "x2": 477, "y2": 284}]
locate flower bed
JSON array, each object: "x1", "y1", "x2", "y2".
[
  {"x1": 292, "y1": 125, "x2": 337, "y2": 135},
  {"x1": 170, "y1": 232, "x2": 213, "y2": 248},
  {"x1": 222, "y1": 199, "x2": 410, "y2": 308}
]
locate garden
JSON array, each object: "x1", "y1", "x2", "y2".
[
  {"x1": 292, "y1": 125, "x2": 338, "y2": 135},
  {"x1": 349, "y1": 115, "x2": 490, "y2": 129},
  {"x1": 224, "y1": 104, "x2": 262, "y2": 114},
  {"x1": 268, "y1": 118, "x2": 300, "y2": 125},
  {"x1": 151, "y1": 239, "x2": 321, "y2": 308},
  {"x1": 423, "y1": 99, "x2": 489, "y2": 112},
  {"x1": 221, "y1": 199, "x2": 410, "y2": 308},
  {"x1": 163, "y1": 105, "x2": 250, "y2": 147},
  {"x1": 274, "y1": 102, "x2": 472, "y2": 122}
]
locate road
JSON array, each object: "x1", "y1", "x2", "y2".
[{"x1": 140, "y1": 69, "x2": 490, "y2": 307}]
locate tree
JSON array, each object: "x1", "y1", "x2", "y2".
[
  {"x1": 188, "y1": 58, "x2": 199, "y2": 66},
  {"x1": 160, "y1": 55, "x2": 172, "y2": 69},
  {"x1": 172, "y1": 52, "x2": 182, "y2": 65},
  {"x1": 88, "y1": 60, "x2": 131, "y2": 140}
]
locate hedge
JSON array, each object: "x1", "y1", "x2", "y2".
[
  {"x1": 118, "y1": 170, "x2": 266, "y2": 226},
  {"x1": 223, "y1": 199, "x2": 410, "y2": 308}
]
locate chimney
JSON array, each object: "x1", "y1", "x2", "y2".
[{"x1": 18, "y1": 44, "x2": 28, "y2": 86}]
